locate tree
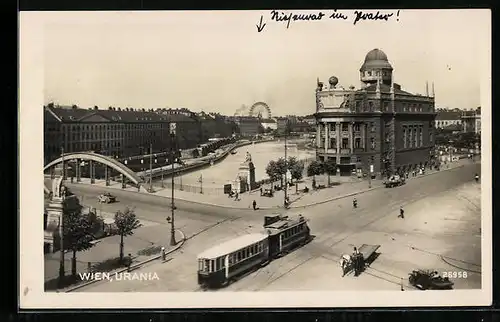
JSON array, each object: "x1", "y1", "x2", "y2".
[
  {"x1": 323, "y1": 158, "x2": 337, "y2": 187},
  {"x1": 114, "y1": 207, "x2": 142, "y2": 263},
  {"x1": 265, "y1": 160, "x2": 280, "y2": 192},
  {"x1": 275, "y1": 157, "x2": 288, "y2": 186},
  {"x1": 307, "y1": 160, "x2": 323, "y2": 188},
  {"x1": 289, "y1": 158, "x2": 304, "y2": 193},
  {"x1": 63, "y1": 204, "x2": 96, "y2": 277}
]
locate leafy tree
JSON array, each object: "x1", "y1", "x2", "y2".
[
  {"x1": 323, "y1": 158, "x2": 337, "y2": 186},
  {"x1": 289, "y1": 158, "x2": 305, "y2": 193},
  {"x1": 275, "y1": 157, "x2": 288, "y2": 186},
  {"x1": 265, "y1": 160, "x2": 280, "y2": 192},
  {"x1": 63, "y1": 204, "x2": 96, "y2": 277},
  {"x1": 307, "y1": 160, "x2": 323, "y2": 188},
  {"x1": 114, "y1": 207, "x2": 142, "y2": 263}
]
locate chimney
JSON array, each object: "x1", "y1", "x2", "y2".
[
  {"x1": 431, "y1": 82, "x2": 435, "y2": 97},
  {"x1": 426, "y1": 81, "x2": 429, "y2": 96}
]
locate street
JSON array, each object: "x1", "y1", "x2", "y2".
[{"x1": 72, "y1": 161, "x2": 481, "y2": 292}]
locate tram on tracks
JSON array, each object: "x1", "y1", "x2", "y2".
[{"x1": 197, "y1": 214, "x2": 311, "y2": 289}]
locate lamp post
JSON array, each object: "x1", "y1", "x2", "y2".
[
  {"x1": 179, "y1": 149, "x2": 183, "y2": 191},
  {"x1": 149, "y1": 143, "x2": 153, "y2": 192},
  {"x1": 161, "y1": 158, "x2": 165, "y2": 188},
  {"x1": 58, "y1": 146, "x2": 65, "y2": 286},
  {"x1": 284, "y1": 119, "x2": 289, "y2": 208},
  {"x1": 368, "y1": 163, "x2": 372, "y2": 188},
  {"x1": 169, "y1": 123, "x2": 177, "y2": 246}
]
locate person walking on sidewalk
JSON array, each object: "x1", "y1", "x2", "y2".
[{"x1": 252, "y1": 200, "x2": 257, "y2": 211}]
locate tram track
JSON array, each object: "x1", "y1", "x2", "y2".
[{"x1": 246, "y1": 174, "x2": 479, "y2": 290}]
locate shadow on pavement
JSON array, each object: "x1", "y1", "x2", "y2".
[{"x1": 45, "y1": 256, "x2": 132, "y2": 291}]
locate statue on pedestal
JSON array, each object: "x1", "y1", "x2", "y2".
[{"x1": 245, "y1": 151, "x2": 252, "y2": 163}]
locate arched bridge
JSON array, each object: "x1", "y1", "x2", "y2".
[{"x1": 44, "y1": 152, "x2": 144, "y2": 192}]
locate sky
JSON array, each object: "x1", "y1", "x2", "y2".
[{"x1": 40, "y1": 9, "x2": 490, "y2": 116}]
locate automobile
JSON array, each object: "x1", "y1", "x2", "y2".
[
  {"x1": 408, "y1": 269, "x2": 454, "y2": 290},
  {"x1": 383, "y1": 174, "x2": 406, "y2": 188},
  {"x1": 97, "y1": 192, "x2": 116, "y2": 204}
]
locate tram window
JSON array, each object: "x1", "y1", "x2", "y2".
[
  {"x1": 210, "y1": 260, "x2": 215, "y2": 272},
  {"x1": 216, "y1": 258, "x2": 220, "y2": 271},
  {"x1": 245, "y1": 248, "x2": 249, "y2": 258},
  {"x1": 237, "y1": 252, "x2": 241, "y2": 262}
]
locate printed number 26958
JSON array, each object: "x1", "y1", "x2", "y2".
[{"x1": 443, "y1": 271, "x2": 468, "y2": 279}]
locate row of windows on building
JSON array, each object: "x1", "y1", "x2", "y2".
[
  {"x1": 62, "y1": 123, "x2": 168, "y2": 131},
  {"x1": 436, "y1": 120, "x2": 462, "y2": 127},
  {"x1": 352, "y1": 101, "x2": 432, "y2": 113},
  {"x1": 323, "y1": 155, "x2": 377, "y2": 165},
  {"x1": 403, "y1": 126, "x2": 424, "y2": 149},
  {"x1": 361, "y1": 70, "x2": 390, "y2": 77},
  {"x1": 325, "y1": 122, "x2": 376, "y2": 133},
  {"x1": 324, "y1": 137, "x2": 377, "y2": 150}
]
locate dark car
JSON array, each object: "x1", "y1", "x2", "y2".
[{"x1": 408, "y1": 269, "x2": 454, "y2": 290}]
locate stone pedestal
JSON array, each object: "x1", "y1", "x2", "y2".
[{"x1": 44, "y1": 177, "x2": 83, "y2": 253}]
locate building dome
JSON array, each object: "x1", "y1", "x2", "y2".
[{"x1": 360, "y1": 48, "x2": 393, "y2": 71}]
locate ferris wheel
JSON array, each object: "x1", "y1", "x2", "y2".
[{"x1": 249, "y1": 102, "x2": 272, "y2": 119}]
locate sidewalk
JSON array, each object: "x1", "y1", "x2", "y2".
[
  {"x1": 44, "y1": 214, "x2": 183, "y2": 284},
  {"x1": 66, "y1": 157, "x2": 474, "y2": 210}
]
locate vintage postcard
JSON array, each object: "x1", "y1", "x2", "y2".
[{"x1": 19, "y1": 9, "x2": 491, "y2": 308}]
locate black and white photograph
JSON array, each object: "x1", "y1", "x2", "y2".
[{"x1": 19, "y1": 9, "x2": 491, "y2": 308}]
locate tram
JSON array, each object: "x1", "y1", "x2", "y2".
[{"x1": 197, "y1": 214, "x2": 311, "y2": 288}]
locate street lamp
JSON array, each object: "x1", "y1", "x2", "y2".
[
  {"x1": 148, "y1": 143, "x2": 153, "y2": 193},
  {"x1": 284, "y1": 119, "x2": 289, "y2": 208},
  {"x1": 169, "y1": 123, "x2": 177, "y2": 246},
  {"x1": 368, "y1": 163, "x2": 373, "y2": 188},
  {"x1": 58, "y1": 146, "x2": 66, "y2": 287}
]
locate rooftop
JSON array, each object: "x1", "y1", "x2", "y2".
[
  {"x1": 436, "y1": 110, "x2": 462, "y2": 120},
  {"x1": 357, "y1": 83, "x2": 414, "y2": 96},
  {"x1": 45, "y1": 106, "x2": 197, "y2": 123}
]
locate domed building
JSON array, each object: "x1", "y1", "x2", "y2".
[{"x1": 314, "y1": 49, "x2": 437, "y2": 177}]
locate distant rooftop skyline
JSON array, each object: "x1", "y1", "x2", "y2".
[{"x1": 36, "y1": 9, "x2": 489, "y2": 115}]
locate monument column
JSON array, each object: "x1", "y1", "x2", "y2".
[
  {"x1": 90, "y1": 160, "x2": 95, "y2": 184},
  {"x1": 324, "y1": 123, "x2": 329, "y2": 152},
  {"x1": 349, "y1": 122, "x2": 354, "y2": 152},
  {"x1": 76, "y1": 159, "x2": 81, "y2": 182},
  {"x1": 316, "y1": 124, "x2": 321, "y2": 149},
  {"x1": 360, "y1": 122, "x2": 365, "y2": 149},
  {"x1": 105, "y1": 166, "x2": 109, "y2": 186},
  {"x1": 336, "y1": 122, "x2": 340, "y2": 153},
  {"x1": 121, "y1": 174, "x2": 126, "y2": 189}
]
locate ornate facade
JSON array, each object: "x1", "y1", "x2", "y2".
[{"x1": 314, "y1": 49, "x2": 437, "y2": 177}]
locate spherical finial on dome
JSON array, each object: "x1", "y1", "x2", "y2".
[{"x1": 328, "y1": 76, "x2": 339, "y2": 87}]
